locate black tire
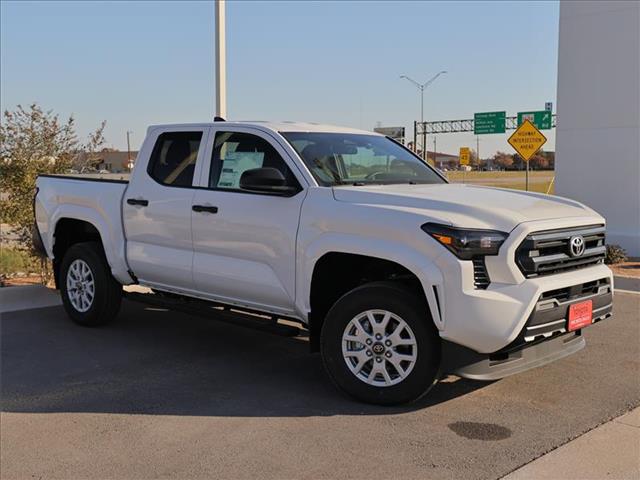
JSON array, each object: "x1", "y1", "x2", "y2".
[
  {"x1": 60, "y1": 242, "x2": 122, "y2": 326},
  {"x1": 320, "y1": 281, "x2": 440, "y2": 405}
]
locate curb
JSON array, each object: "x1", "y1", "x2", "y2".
[{"x1": 0, "y1": 284, "x2": 61, "y2": 314}]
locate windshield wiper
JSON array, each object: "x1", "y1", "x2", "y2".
[{"x1": 333, "y1": 180, "x2": 367, "y2": 186}]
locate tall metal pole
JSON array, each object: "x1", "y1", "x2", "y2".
[
  {"x1": 476, "y1": 136, "x2": 480, "y2": 170},
  {"x1": 420, "y1": 88, "x2": 424, "y2": 130},
  {"x1": 126, "y1": 130, "x2": 132, "y2": 172},
  {"x1": 215, "y1": 0, "x2": 227, "y2": 119},
  {"x1": 126, "y1": 131, "x2": 131, "y2": 161},
  {"x1": 434, "y1": 136, "x2": 437, "y2": 167},
  {"x1": 420, "y1": 88, "x2": 425, "y2": 159},
  {"x1": 400, "y1": 71, "x2": 447, "y2": 162}
]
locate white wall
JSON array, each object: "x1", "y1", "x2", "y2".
[{"x1": 556, "y1": 1, "x2": 640, "y2": 256}]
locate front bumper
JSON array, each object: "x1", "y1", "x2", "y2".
[
  {"x1": 432, "y1": 215, "x2": 614, "y2": 354},
  {"x1": 437, "y1": 261, "x2": 613, "y2": 353},
  {"x1": 516, "y1": 277, "x2": 612, "y2": 345},
  {"x1": 443, "y1": 331, "x2": 587, "y2": 381},
  {"x1": 442, "y1": 276, "x2": 613, "y2": 379}
]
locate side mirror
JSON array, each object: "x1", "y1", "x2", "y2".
[{"x1": 239, "y1": 167, "x2": 299, "y2": 195}]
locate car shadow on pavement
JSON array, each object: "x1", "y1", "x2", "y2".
[{"x1": 1, "y1": 300, "x2": 490, "y2": 417}]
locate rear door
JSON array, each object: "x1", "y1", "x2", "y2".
[
  {"x1": 190, "y1": 127, "x2": 307, "y2": 315},
  {"x1": 123, "y1": 127, "x2": 208, "y2": 292}
]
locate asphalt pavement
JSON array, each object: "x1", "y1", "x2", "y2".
[{"x1": 1, "y1": 292, "x2": 638, "y2": 479}]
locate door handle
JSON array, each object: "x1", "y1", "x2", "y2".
[
  {"x1": 127, "y1": 198, "x2": 149, "y2": 207},
  {"x1": 192, "y1": 205, "x2": 218, "y2": 214}
]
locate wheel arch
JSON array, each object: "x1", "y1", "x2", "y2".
[
  {"x1": 50, "y1": 209, "x2": 132, "y2": 287},
  {"x1": 305, "y1": 249, "x2": 444, "y2": 352},
  {"x1": 51, "y1": 218, "x2": 105, "y2": 288}
]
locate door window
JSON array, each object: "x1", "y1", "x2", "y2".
[
  {"x1": 209, "y1": 132, "x2": 298, "y2": 190},
  {"x1": 148, "y1": 131, "x2": 203, "y2": 187}
]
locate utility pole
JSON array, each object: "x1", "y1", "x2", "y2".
[
  {"x1": 215, "y1": 0, "x2": 227, "y2": 119},
  {"x1": 476, "y1": 135, "x2": 480, "y2": 171},
  {"x1": 400, "y1": 71, "x2": 447, "y2": 160}
]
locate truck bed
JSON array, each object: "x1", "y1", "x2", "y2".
[{"x1": 35, "y1": 174, "x2": 133, "y2": 284}]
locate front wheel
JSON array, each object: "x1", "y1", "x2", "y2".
[
  {"x1": 320, "y1": 282, "x2": 441, "y2": 405},
  {"x1": 60, "y1": 242, "x2": 122, "y2": 326}
]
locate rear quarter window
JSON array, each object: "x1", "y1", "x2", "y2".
[{"x1": 147, "y1": 131, "x2": 203, "y2": 187}]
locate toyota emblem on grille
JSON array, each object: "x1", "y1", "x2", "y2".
[{"x1": 569, "y1": 235, "x2": 586, "y2": 257}]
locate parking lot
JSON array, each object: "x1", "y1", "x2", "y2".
[{"x1": 1, "y1": 291, "x2": 638, "y2": 479}]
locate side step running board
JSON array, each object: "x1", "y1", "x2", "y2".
[{"x1": 124, "y1": 292, "x2": 305, "y2": 337}]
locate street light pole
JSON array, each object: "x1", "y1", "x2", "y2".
[
  {"x1": 215, "y1": 0, "x2": 227, "y2": 119},
  {"x1": 421, "y1": 88, "x2": 426, "y2": 160},
  {"x1": 420, "y1": 87, "x2": 424, "y2": 136},
  {"x1": 400, "y1": 71, "x2": 447, "y2": 160}
]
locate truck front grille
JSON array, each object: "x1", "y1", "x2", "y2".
[{"x1": 515, "y1": 224, "x2": 606, "y2": 278}]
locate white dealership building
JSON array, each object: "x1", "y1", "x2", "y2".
[{"x1": 556, "y1": 1, "x2": 640, "y2": 255}]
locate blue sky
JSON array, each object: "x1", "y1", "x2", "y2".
[{"x1": 1, "y1": 0, "x2": 559, "y2": 155}]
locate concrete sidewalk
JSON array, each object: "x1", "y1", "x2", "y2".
[
  {"x1": 0, "y1": 284, "x2": 60, "y2": 314},
  {"x1": 504, "y1": 408, "x2": 640, "y2": 479}
]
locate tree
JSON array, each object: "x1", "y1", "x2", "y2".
[
  {"x1": 538, "y1": 150, "x2": 555, "y2": 170},
  {"x1": 492, "y1": 151, "x2": 514, "y2": 170},
  {"x1": 0, "y1": 103, "x2": 106, "y2": 252},
  {"x1": 469, "y1": 149, "x2": 479, "y2": 168},
  {"x1": 74, "y1": 120, "x2": 107, "y2": 172},
  {"x1": 529, "y1": 154, "x2": 549, "y2": 170}
]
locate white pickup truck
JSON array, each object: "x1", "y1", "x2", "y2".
[{"x1": 34, "y1": 121, "x2": 614, "y2": 405}]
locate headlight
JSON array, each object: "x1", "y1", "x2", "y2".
[{"x1": 421, "y1": 223, "x2": 507, "y2": 260}]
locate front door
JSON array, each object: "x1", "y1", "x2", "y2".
[
  {"x1": 124, "y1": 128, "x2": 207, "y2": 292},
  {"x1": 190, "y1": 128, "x2": 306, "y2": 315}
]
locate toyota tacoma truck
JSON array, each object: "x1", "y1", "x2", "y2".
[{"x1": 33, "y1": 121, "x2": 614, "y2": 405}]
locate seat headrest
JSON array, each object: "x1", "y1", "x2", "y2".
[{"x1": 165, "y1": 140, "x2": 192, "y2": 165}]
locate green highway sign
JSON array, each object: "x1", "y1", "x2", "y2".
[
  {"x1": 517, "y1": 110, "x2": 552, "y2": 130},
  {"x1": 474, "y1": 111, "x2": 506, "y2": 135}
]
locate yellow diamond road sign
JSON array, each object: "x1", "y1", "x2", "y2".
[
  {"x1": 459, "y1": 147, "x2": 470, "y2": 165},
  {"x1": 508, "y1": 119, "x2": 547, "y2": 161}
]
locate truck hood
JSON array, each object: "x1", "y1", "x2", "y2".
[{"x1": 332, "y1": 183, "x2": 600, "y2": 232}]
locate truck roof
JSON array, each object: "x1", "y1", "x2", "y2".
[{"x1": 148, "y1": 121, "x2": 380, "y2": 136}]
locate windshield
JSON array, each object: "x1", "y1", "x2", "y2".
[{"x1": 281, "y1": 132, "x2": 446, "y2": 186}]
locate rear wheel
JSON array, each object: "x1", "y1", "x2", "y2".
[
  {"x1": 60, "y1": 242, "x2": 122, "y2": 326},
  {"x1": 320, "y1": 282, "x2": 441, "y2": 405}
]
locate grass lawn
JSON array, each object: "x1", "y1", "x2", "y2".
[{"x1": 445, "y1": 170, "x2": 555, "y2": 194}]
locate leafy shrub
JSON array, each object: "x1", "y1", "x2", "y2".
[
  {"x1": 0, "y1": 247, "x2": 39, "y2": 275},
  {"x1": 0, "y1": 103, "x2": 105, "y2": 253},
  {"x1": 605, "y1": 244, "x2": 628, "y2": 265}
]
